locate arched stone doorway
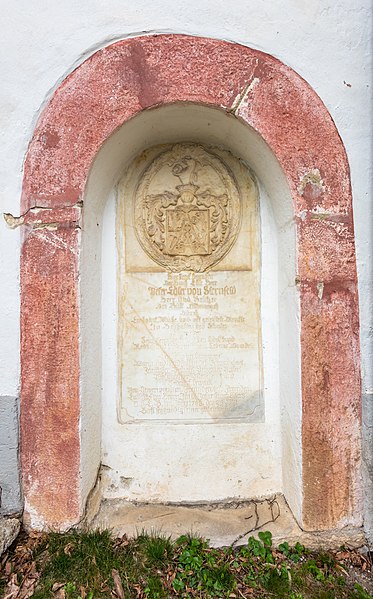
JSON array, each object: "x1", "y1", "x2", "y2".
[{"x1": 19, "y1": 34, "x2": 361, "y2": 534}]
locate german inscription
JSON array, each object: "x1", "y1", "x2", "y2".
[{"x1": 118, "y1": 144, "x2": 262, "y2": 423}]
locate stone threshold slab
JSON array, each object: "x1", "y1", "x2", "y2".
[{"x1": 89, "y1": 494, "x2": 365, "y2": 549}]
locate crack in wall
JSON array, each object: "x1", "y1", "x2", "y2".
[
  {"x1": 230, "y1": 75, "x2": 260, "y2": 115},
  {"x1": 3, "y1": 203, "x2": 82, "y2": 230}
]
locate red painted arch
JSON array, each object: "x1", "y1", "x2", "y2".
[{"x1": 20, "y1": 34, "x2": 361, "y2": 530}]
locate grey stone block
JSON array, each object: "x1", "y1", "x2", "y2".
[
  {"x1": 0, "y1": 396, "x2": 22, "y2": 516},
  {"x1": 362, "y1": 392, "x2": 373, "y2": 545},
  {"x1": 0, "y1": 517, "x2": 20, "y2": 556}
]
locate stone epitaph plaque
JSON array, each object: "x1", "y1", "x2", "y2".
[{"x1": 117, "y1": 144, "x2": 263, "y2": 423}]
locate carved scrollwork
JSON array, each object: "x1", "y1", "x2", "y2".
[{"x1": 134, "y1": 144, "x2": 241, "y2": 272}]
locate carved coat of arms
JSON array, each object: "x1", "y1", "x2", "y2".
[{"x1": 134, "y1": 144, "x2": 241, "y2": 272}]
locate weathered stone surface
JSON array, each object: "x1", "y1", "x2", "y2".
[
  {"x1": 301, "y1": 285, "x2": 361, "y2": 530},
  {"x1": 91, "y1": 495, "x2": 366, "y2": 550},
  {"x1": 21, "y1": 226, "x2": 81, "y2": 529},
  {"x1": 118, "y1": 143, "x2": 262, "y2": 424},
  {"x1": 19, "y1": 34, "x2": 361, "y2": 531},
  {"x1": 0, "y1": 396, "x2": 22, "y2": 516},
  {"x1": 0, "y1": 518, "x2": 20, "y2": 556},
  {"x1": 298, "y1": 217, "x2": 357, "y2": 283}
]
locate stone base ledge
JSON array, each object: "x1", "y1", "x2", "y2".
[{"x1": 88, "y1": 494, "x2": 366, "y2": 549}]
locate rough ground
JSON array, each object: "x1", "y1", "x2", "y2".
[{"x1": 0, "y1": 529, "x2": 372, "y2": 598}]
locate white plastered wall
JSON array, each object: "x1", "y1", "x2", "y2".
[{"x1": 82, "y1": 104, "x2": 301, "y2": 521}]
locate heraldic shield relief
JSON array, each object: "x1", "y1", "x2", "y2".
[{"x1": 134, "y1": 144, "x2": 242, "y2": 272}]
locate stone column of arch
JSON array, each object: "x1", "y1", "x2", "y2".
[{"x1": 19, "y1": 34, "x2": 361, "y2": 530}]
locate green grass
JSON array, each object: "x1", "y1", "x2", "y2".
[
  {"x1": 1, "y1": 529, "x2": 372, "y2": 598},
  {"x1": 32, "y1": 529, "x2": 132, "y2": 597}
]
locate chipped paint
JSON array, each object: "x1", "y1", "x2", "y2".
[
  {"x1": 4, "y1": 213, "x2": 24, "y2": 229},
  {"x1": 231, "y1": 77, "x2": 260, "y2": 114},
  {"x1": 298, "y1": 168, "x2": 326, "y2": 196}
]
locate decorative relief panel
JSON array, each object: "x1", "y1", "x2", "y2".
[
  {"x1": 134, "y1": 145, "x2": 241, "y2": 272},
  {"x1": 117, "y1": 143, "x2": 262, "y2": 424}
]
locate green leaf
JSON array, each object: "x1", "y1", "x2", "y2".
[{"x1": 258, "y1": 531, "x2": 272, "y2": 547}]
